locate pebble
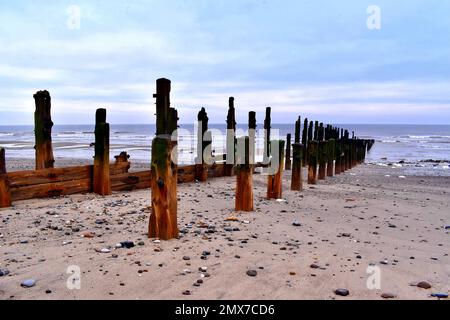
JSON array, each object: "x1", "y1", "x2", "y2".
[
  {"x1": 246, "y1": 270, "x2": 257, "y2": 277},
  {"x1": 381, "y1": 293, "x2": 397, "y2": 299},
  {"x1": 45, "y1": 289, "x2": 52, "y2": 294},
  {"x1": 430, "y1": 293, "x2": 448, "y2": 299},
  {"x1": 0, "y1": 269, "x2": 10, "y2": 277},
  {"x1": 334, "y1": 288, "x2": 349, "y2": 296},
  {"x1": 182, "y1": 290, "x2": 191, "y2": 296},
  {"x1": 183, "y1": 256, "x2": 191, "y2": 261},
  {"x1": 310, "y1": 264, "x2": 320, "y2": 269},
  {"x1": 82, "y1": 231, "x2": 95, "y2": 238},
  {"x1": 417, "y1": 281, "x2": 432, "y2": 289},
  {"x1": 120, "y1": 241, "x2": 135, "y2": 249},
  {"x1": 292, "y1": 221, "x2": 301, "y2": 227},
  {"x1": 199, "y1": 267, "x2": 208, "y2": 272},
  {"x1": 21, "y1": 279, "x2": 36, "y2": 288},
  {"x1": 101, "y1": 248, "x2": 111, "y2": 254}
]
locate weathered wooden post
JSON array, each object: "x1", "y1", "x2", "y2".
[
  {"x1": 248, "y1": 111, "x2": 257, "y2": 165},
  {"x1": 291, "y1": 116, "x2": 303, "y2": 191},
  {"x1": 343, "y1": 130, "x2": 350, "y2": 171},
  {"x1": 235, "y1": 136, "x2": 253, "y2": 211},
  {"x1": 34, "y1": 90, "x2": 55, "y2": 170},
  {"x1": 307, "y1": 140, "x2": 319, "y2": 184},
  {"x1": 267, "y1": 140, "x2": 285, "y2": 199},
  {"x1": 314, "y1": 121, "x2": 319, "y2": 141},
  {"x1": 291, "y1": 142, "x2": 303, "y2": 191},
  {"x1": 196, "y1": 107, "x2": 210, "y2": 182},
  {"x1": 149, "y1": 78, "x2": 179, "y2": 240},
  {"x1": 263, "y1": 107, "x2": 272, "y2": 165},
  {"x1": 93, "y1": 108, "x2": 111, "y2": 196},
  {"x1": 0, "y1": 148, "x2": 11, "y2": 208},
  {"x1": 225, "y1": 97, "x2": 236, "y2": 176},
  {"x1": 302, "y1": 118, "x2": 309, "y2": 166},
  {"x1": 327, "y1": 127, "x2": 336, "y2": 177},
  {"x1": 285, "y1": 134, "x2": 292, "y2": 170},
  {"x1": 335, "y1": 128, "x2": 342, "y2": 175},
  {"x1": 318, "y1": 123, "x2": 328, "y2": 180}
]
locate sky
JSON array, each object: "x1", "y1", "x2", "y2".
[{"x1": 0, "y1": 0, "x2": 449, "y2": 125}]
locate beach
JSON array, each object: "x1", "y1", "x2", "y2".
[{"x1": 0, "y1": 161, "x2": 448, "y2": 300}]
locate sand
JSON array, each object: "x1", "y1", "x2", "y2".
[{"x1": 0, "y1": 161, "x2": 449, "y2": 300}]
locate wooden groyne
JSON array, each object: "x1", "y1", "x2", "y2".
[{"x1": 0, "y1": 78, "x2": 375, "y2": 242}]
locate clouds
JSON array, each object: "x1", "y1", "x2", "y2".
[{"x1": 0, "y1": 0, "x2": 449, "y2": 125}]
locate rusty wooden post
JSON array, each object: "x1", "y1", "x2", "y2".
[
  {"x1": 267, "y1": 140, "x2": 285, "y2": 199},
  {"x1": 34, "y1": 90, "x2": 55, "y2": 170},
  {"x1": 248, "y1": 111, "x2": 257, "y2": 165},
  {"x1": 149, "y1": 78, "x2": 179, "y2": 240},
  {"x1": 291, "y1": 142, "x2": 303, "y2": 191},
  {"x1": 235, "y1": 136, "x2": 253, "y2": 211},
  {"x1": 196, "y1": 107, "x2": 209, "y2": 182},
  {"x1": 285, "y1": 134, "x2": 292, "y2": 170},
  {"x1": 318, "y1": 123, "x2": 328, "y2": 180},
  {"x1": 263, "y1": 107, "x2": 272, "y2": 164},
  {"x1": 302, "y1": 118, "x2": 309, "y2": 166},
  {"x1": 225, "y1": 97, "x2": 236, "y2": 176},
  {"x1": 307, "y1": 140, "x2": 318, "y2": 184},
  {"x1": 0, "y1": 148, "x2": 11, "y2": 208},
  {"x1": 93, "y1": 108, "x2": 111, "y2": 196}
]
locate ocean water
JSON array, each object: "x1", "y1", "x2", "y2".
[{"x1": 0, "y1": 124, "x2": 449, "y2": 175}]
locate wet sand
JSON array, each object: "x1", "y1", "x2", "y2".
[{"x1": 0, "y1": 162, "x2": 449, "y2": 300}]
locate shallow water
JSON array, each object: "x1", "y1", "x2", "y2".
[{"x1": 1, "y1": 124, "x2": 449, "y2": 175}]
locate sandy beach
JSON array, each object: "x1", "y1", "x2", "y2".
[{"x1": 0, "y1": 161, "x2": 448, "y2": 300}]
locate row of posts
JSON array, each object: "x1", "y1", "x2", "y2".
[{"x1": 149, "y1": 78, "x2": 375, "y2": 240}]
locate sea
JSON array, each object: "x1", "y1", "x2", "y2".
[{"x1": 0, "y1": 124, "x2": 449, "y2": 176}]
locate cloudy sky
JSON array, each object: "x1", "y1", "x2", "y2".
[{"x1": 0, "y1": 0, "x2": 449, "y2": 125}]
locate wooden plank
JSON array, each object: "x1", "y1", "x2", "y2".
[
  {"x1": 7, "y1": 165, "x2": 93, "y2": 188},
  {"x1": 11, "y1": 179, "x2": 91, "y2": 201}
]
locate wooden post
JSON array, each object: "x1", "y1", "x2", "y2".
[
  {"x1": 196, "y1": 107, "x2": 209, "y2": 182},
  {"x1": 0, "y1": 148, "x2": 11, "y2": 208},
  {"x1": 335, "y1": 128, "x2": 342, "y2": 175},
  {"x1": 302, "y1": 118, "x2": 309, "y2": 166},
  {"x1": 327, "y1": 138, "x2": 336, "y2": 177},
  {"x1": 235, "y1": 136, "x2": 253, "y2": 211},
  {"x1": 93, "y1": 108, "x2": 111, "y2": 196},
  {"x1": 225, "y1": 97, "x2": 236, "y2": 176},
  {"x1": 267, "y1": 140, "x2": 285, "y2": 199},
  {"x1": 248, "y1": 111, "x2": 257, "y2": 165},
  {"x1": 314, "y1": 121, "x2": 319, "y2": 141},
  {"x1": 295, "y1": 116, "x2": 301, "y2": 143},
  {"x1": 263, "y1": 107, "x2": 272, "y2": 164},
  {"x1": 307, "y1": 141, "x2": 318, "y2": 184},
  {"x1": 318, "y1": 123, "x2": 327, "y2": 180},
  {"x1": 285, "y1": 134, "x2": 292, "y2": 170},
  {"x1": 34, "y1": 90, "x2": 54, "y2": 170},
  {"x1": 149, "y1": 78, "x2": 179, "y2": 240},
  {"x1": 291, "y1": 143, "x2": 303, "y2": 191}
]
